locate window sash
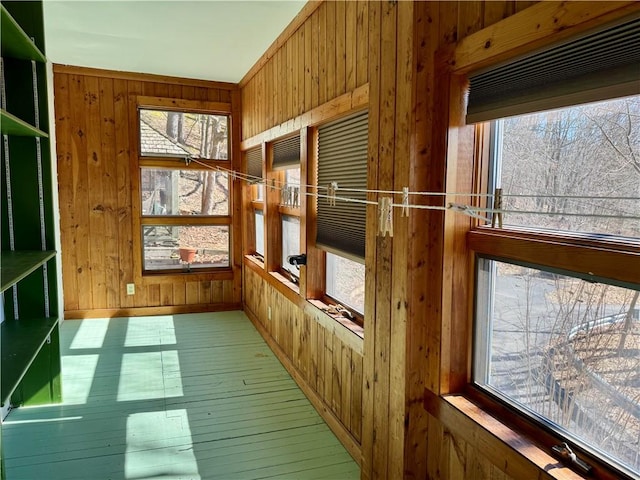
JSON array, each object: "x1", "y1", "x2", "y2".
[{"x1": 474, "y1": 256, "x2": 640, "y2": 477}]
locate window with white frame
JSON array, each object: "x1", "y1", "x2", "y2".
[{"x1": 468, "y1": 16, "x2": 640, "y2": 478}]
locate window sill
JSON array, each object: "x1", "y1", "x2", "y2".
[
  {"x1": 245, "y1": 254, "x2": 264, "y2": 269},
  {"x1": 269, "y1": 271, "x2": 300, "y2": 295},
  {"x1": 307, "y1": 299, "x2": 364, "y2": 340},
  {"x1": 424, "y1": 389, "x2": 625, "y2": 480}
]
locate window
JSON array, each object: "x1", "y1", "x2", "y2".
[
  {"x1": 136, "y1": 100, "x2": 232, "y2": 275},
  {"x1": 471, "y1": 96, "x2": 640, "y2": 477},
  {"x1": 279, "y1": 167, "x2": 301, "y2": 279},
  {"x1": 139, "y1": 109, "x2": 228, "y2": 160},
  {"x1": 326, "y1": 252, "x2": 365, "y2": 314},
  {"x1": 245, "y1": 147, "x2": 264, "y2": 260},
  {"x1": 315, "y1": 111, "x2": 368, "y2": 320}
]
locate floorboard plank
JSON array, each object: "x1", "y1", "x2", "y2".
[{"x1": 3, "y1": 312, "x2": 359, "y2": 479}]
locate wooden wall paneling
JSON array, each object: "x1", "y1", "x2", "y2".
[
  {"x1": 199, "y1": 280, "x2": 211, "y2": 304},
  {"x1": 361, "y1": 1, "x2": 381, "y2": 478},
  {"x1": 322, "y1": 319, "x2": 332, "y2": 407},
  {"x1": 372, "y1": 1, "x2": 400, "y2": 477},
  {"x1": 231, "y1": 88, "x2": 243, "y2": 303},
  {"x1": 426, "y1": 416, "x2": 448, "y2": 479},
  {"x1": 355, "y1": 0, "x2": 369, "y2": 88},
  {"x1": 389, "y1": 1, "x2": 414, "y2": 478},
  {"x1": 350, "y1": 351, "x2": 363, "y2": 443},
  {"x1": 54, "y1": 73, "x2": 79, "y2": 312},
  {"x1": 285, "y1": 36, "x2": 293, "y2": 121},
  {"x1": 340, "y1": 340, "x2": 352, "y2": 431},
  {"x1": 335, "y1": 0, "x2": 346, "y2": 97},
  {"x1": 173, "y1": 282, "x2": 186, "y2": 305},
  {"x1": 483, "y1": 0, "x2": 515, "y2": 26},
  {"x1": 213, "y1": 280, "x2": 224, "y2": 304},
  {"x1": 185, "y1": 281, "x2": 199, "y2": 305},
  {"x1": 114, "y1": 78, "x2": 133, "y2": 309},
  {"x1": 304, "y1": 20, "x2": 312, "y2": 114},
  {"x1": 318, "y1": 3, "x2": 328, "y2": 107},
  {"x1": 326, "y1": 1, "x2": 336, "y2": 102},
  {"x1": 98, "y1": 77, "x2": 119, "y2": 309},
  {"x1": 68, "y1": 73, "x2": 92, "y2": 311},
  {"x1": 311, "y1": 10, "x2": 320, "y2": 109},
  {"x1": 514, "y1": 1, "x2": 538, "y2": 14},
  {"x1": 297, "y1": 28, "x2": 305, "y2": 116},
  {"x1": 458, "y1": 1, "x2": 485, "y2": 38},
  {"x1": 345, "y1": 0, "x2": 357, "y2": 92},
  {"x1": 331, "y1": 333, "x2": 342, "y2": 419},
  {"x1": 148, "y1": 283, "x2": 161, "y2": 306},
  {"x1": 406, "y1": 2, "x2": 441, "y2": 477},
  {"x1": 308, "y1": 310, "x2": 319, "y2": 392}
]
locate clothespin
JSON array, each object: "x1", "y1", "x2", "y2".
[
  {"x1": 378, "y1": 197, "x2": 393, "y2": 237},
  {"x1": 292, "y1": 187, "x2": 300, "y2": 208},
  {"x1": 492, "y1": 188, "x2": 503, "y2": 228},
  {"x1": 401, "y1": 187, "x2": 409, "y2": 217},
  {"x1": 447, "y1": 202, "x2": 486, "y2": 221},
  {"x1": 270, "y1": 179, "x2": 276, "y2": 191},
  {"x1": 327, "y1": 182, "x2": 338, "y2": 206}
]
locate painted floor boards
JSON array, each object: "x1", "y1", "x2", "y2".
[{"x1": 2, "y1": 311, "x2": 360, "y2": 480}]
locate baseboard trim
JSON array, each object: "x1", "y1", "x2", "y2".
[{"x1": 64, "y1": 303, "x2": 242, "y2": 319}]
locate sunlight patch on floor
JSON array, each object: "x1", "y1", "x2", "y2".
[
  {"x1": 125, "y1": 409, "x2": 200, "y2": 480},
  {"x1": 118, "y1": 351, "x2": 183, "y2": 401}
]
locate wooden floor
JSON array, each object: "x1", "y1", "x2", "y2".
[{"x1": 2, "y1": 312, "x2": 360, "y2": 480}]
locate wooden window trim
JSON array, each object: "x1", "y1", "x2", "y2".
[
  {"x1": 436, "y1": 4, "x2": 640, "y2": 480},
  {"x1": 131, "y1": 97, "x2": 235, "y2": 284},
  {"x1": 468, "y1": 228, "x2": 639, "y2": 286}
]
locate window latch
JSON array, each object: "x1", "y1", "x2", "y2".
[{"x1": 551, "y1": 442, "x2": 592, "y2": 475}]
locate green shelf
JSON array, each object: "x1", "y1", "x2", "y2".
[
  {"x1": 1, "y1": 250, "x2": 56, "y2": 292},
  {"x1": 0, "y1": 109, "x2": 48, "y2": 137},
  {"x1": 1, "y1": 316, "x2": 59, "y2": 406},
  {"x1": 1, "y1": 4, "x2": 46, "y2": 62}
]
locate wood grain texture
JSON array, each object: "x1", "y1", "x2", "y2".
[
  {"x1": 237, "y1": 1, "x2": 635, "y2": 479},
  {"x1": 243, "y1": 267, "x2": 364, "y2": 457},
  {"x1": 54, "y1": 66, "x2": 239, "y2": 316}
]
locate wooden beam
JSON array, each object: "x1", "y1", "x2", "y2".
[
  {"x1": 451, "y1": 1, "x2": 640, "y2": 74},
  {"x1": 53, "y1": 63, "x2": 237, "y2": 90}
]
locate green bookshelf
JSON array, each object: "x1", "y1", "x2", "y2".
[
  {"x1": 1, "y1": 0, "x2": 62, "y2": 421},
  {"x1": 1, "y1": 250, "x2": 56, "y2": 292},
  {"x1": 0, "y1": 109, "x2": 48, "y2": 137},
  {"x1": 1, "y1": 317, "x2": 59, "y2": 407},
  {"x1": 0, "y1": 4, "x2": 46, "y2": 63}
]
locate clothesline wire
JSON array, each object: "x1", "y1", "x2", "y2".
[{"x1": 185, "y1": 159, "x2": 640, "y2": 221}]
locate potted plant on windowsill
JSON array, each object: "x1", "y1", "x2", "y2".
[{"x1": 179, "y1": 247, "x2": 197, "y2": 263}]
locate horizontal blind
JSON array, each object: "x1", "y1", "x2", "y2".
[
  {"x1": 467, "y1": 15, "x2": 640, "y2": 123},
  {"x1": 272, "y1": 135, "x2": 300, "y2": 170},
  {"x1": 316, "y1": 110, "x2": 368, "y2": 259},
  {"x1": 245, "y1": 147, "x2": 262, "y2": 180}
]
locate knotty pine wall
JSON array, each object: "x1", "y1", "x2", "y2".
[
  {"x1": 239, "y1": 1, "x2": 541, "y2": 479},
  {"x1": 244, "y1": 267, "x2": 363, "y2": 456},
  {"x1": 54, "y1": 66, "x2": 242, "y2": 318}
]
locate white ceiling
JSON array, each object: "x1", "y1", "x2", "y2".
[{"x1": 43, "y1": 0, "x2": 306, "y2": 83}]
